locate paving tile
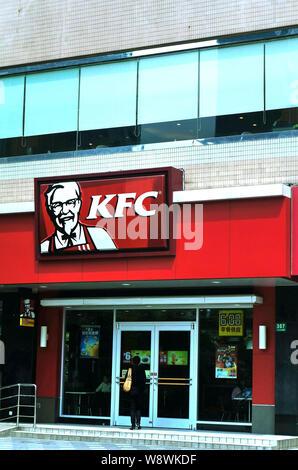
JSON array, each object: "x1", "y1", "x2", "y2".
[{"x1": 0, "y1": 436, "x2": 191, "y2": 451}]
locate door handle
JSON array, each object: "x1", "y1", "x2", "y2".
[
  {"x1": 157, "y1": 377, "x2": 191, "y2": 381},
  {"x1": 156, "y1": 377, "x2": 192, "y2": 385}
]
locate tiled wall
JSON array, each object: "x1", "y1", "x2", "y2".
[
  {"x1": 1, "y1": 0, "x2": 298, "y2": 67},
  {"x1": 1, "y1": 1, "x2": 298, "y2": 207},
  {"x1": 0, "y1": 133, "x2": 297, "y2": 204}
]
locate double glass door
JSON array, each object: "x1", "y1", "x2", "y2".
[{"x1": 114, "y1": 322, "x2": 197, "y2": 429}]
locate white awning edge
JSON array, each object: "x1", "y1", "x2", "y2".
[
  {"x1": 0, "y1": 184, "x2": 290, "y2": 215},
  {"x1": 40, "y1": 295, "x2": 263, "y2": 308},
  {"x1": 173, "y1": 184, "x2": 291, "y2": 204}
]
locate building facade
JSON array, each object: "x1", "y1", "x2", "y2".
[{"x1": 0, "y1": 0, "x2": 298, "y2": 435}]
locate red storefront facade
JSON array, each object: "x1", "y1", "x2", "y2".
[{"x1": 0, "y1": 171, "x2": 295, "y2": 434}]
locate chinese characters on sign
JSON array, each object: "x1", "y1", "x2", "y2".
[{"x1": 218, "y1": 310, "x2": 243, "y2": 336}]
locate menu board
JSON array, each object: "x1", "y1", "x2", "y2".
[
  {"x1": 80, "y1": 326, "x2": 100, "y2": 358},
  {"x1": 159, "y1": 350, "x2": 188, "y2": 366},
  {"x1": 122, "y1": 350, "x2": 151, "y2": 365},
  {"x1": 122, "y1": 349, "x2": 188, "y2": 366}
]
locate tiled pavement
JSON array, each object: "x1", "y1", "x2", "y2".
[
  {"x1": 1, "y1": 424, "x2": 298, "y2": 451},
  {"x1": 0, "y1": 435, "x2": 189, "y2": 451}
]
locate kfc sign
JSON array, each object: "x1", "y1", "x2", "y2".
[
  {"x1": 35, "y1": 167, "x2": 183, "y2": 260},
  {"x1": 86, "y1": 191, "x2": 160, "y2": 219}
]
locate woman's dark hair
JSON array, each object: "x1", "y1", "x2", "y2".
[{"x1": 132, "y1": 355, "x2": 140, "y2": 365}]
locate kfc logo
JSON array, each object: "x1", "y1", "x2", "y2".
[
  {"x1": 86, "y1": 191, "x2": 159, "y2": 219},
  {"x1": 41, "y1": 181, "x2": 118, "y2": 253},
  {"x1": 35, "y1": 168, "x2": 183, "y2": 260}
]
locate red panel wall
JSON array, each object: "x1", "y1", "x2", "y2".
[
  {"x1": 35, "y1": 307, "x2": 63, "y2": 398},
  {"x1": 291, "y1": 187, "x2": 298, "y2": 275},
  {"x1": 0, "y1": 196, "x2": 291, "y2": 285},
  {"x1": 252, "y1": 287, "x2": 276, "y2": 405},
  {"x1": 229, "y1": 197, "x2": 291, "y2": 278}
]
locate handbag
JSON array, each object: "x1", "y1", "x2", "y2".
[{"x1": 123, "y1": 367, "x2": 132, "y2": 392}]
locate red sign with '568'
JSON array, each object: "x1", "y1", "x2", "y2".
[{"x1": 34, "y1": 167, "x2": 183, "y2": 260}]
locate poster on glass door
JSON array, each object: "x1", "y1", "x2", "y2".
[
  {"x1": 215, "y1": 345, "x2": 237, "y2": 379},
  {"x1": 159, "y1": 350, "x2": 188, "y2": 366},
  {"x1": 122, "y1": 350, "x2": 151, "y2": 365}
]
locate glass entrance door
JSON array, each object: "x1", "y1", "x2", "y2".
[
  {"x1": 114, "y1": 322, "x2": 197, "y2": 429},
  {"x1": 154, "y1": 327, "x2": 191, "y2": 428},
  {"x1": 117, "y1": 327, "x2": 153, "y2": 427}
]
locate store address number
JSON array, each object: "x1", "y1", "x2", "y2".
[{"x1": 218, "y1": 310, "x2": 243, "y2": 336}]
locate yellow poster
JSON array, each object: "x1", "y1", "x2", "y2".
[
  {"x1": 218, "y1": 310, "x2": 243, "y2": 336},
  {"x1": 20, "y1": 317, "x2": 35, "y2": 327},
  {"x1": 20, "y1": 298, "x2": 35, "y2": 327}
]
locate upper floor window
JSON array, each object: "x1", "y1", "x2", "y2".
[
  {"x1": 0, "y1": 75, "x2": 24, "y2": 139},
  {"x1": 265, "y1": 37, "x2": 298, "y2": 127},
  {"x1": 138, "y1": 51, "x2": 198, "y2": 124},
  {"x1": 79, "y1": 60, "x2": 137, "y2": 131},
  {"x1": 0, "y1": 36, "x2": 297, "y2": 158},
  {"x1": 199, "y1": 43, "x2": 264, "y2": 117},
  {"x1": 24, "y1": 68, "x2": 79, "y2": 136}
]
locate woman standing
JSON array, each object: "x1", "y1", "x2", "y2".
[{"x1": 126, "y1": 355, "x2": 146, "y2": 430}]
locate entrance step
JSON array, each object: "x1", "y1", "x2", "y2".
[
  {"x1": 8, "y1": 424, "x2": 298, "y2": 450},
  {"x1": 0, "y1": 424, "x2": 17, "y2": 436}
]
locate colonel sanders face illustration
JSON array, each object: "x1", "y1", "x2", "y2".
[
  {"x1": 41, "y1": 180, "x2": 118, "y2": 254},
  {"x1": 45, "y1": 181, "x2": 82, "y2": 236}
]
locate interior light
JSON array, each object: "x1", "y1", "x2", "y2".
[
  {"x1": 177, "y1": 123, "x2": 181, "y2": 126},
  {"x1": 239, "y1": 116, "x2": 244, "y2": 120},
  {"x1": 252, "y1": 123, "x2": 257, "y2": 127},
  {"x1": 212, "y1": 281, "x2": 221, "y2": 284},
  {"x1": 259, "y1": 325, "x2": 267, "y2": 349},
  {"x1": 122, "y1": 283, "x2": 131, "y2": 286},
  {"x1": 40, "y1": 326, "x2": 48, "y2": 348}
]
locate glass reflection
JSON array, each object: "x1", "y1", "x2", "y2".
[
  {"x1": 0, "y1": 108, "x2": 297, "y2": 159},
  {"x1": 198, "y1": 308, "x2": 253, "y2": 424},
  {"x1": 62, "y1": 310, "x2": 113, "y2": 418},
  {"x1": 158, "y1": 331, "x2": 190, "y2": 419},
  {"x1": 78, "y1": 126, "x2": 139, "y2": 150},
  {"x1": 118, "y1": 331, "x2": 151, "y2": 418}
]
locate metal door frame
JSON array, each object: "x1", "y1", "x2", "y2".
[{"x1": 113, "y1": 321, "x2": 198, "y2": 429}]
